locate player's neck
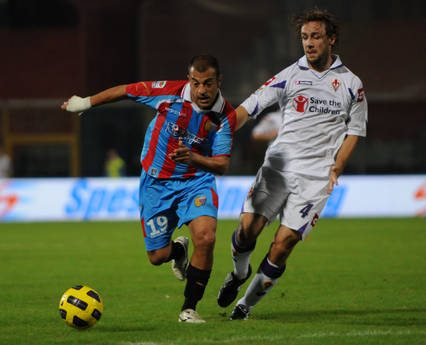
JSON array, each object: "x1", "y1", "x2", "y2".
[{"x1": 309, "y1": 54, "x2": 334, "y2": 72}]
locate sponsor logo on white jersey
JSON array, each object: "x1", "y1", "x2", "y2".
[
  {"x1": 293, "y1": 95, "x2": 309, "y2": 113},
  {"x1": 295, "y1": 80, "x2": 313, "y2": 86},
  {"x1": 309, "y1": 96, "x2": 342, "y2": 115},
  {"x1": 293, "y1": 95, "x2": 343, "y2": 115}
]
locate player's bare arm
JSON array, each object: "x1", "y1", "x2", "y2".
[
  {"x1": 235, "y1": 105, "x2": 250, "y2": 130},
  {"x1": 61, "y1": 84, "x2": 130, "y2": 113},
  {"x1": 90, "y1": 85, "x2": 129, "y2": 106},
  {"x1": 169, "y1": 139, "x2": 229, "y2": 175},
  {"x1": 251, "y1": 130, "x2": 278, "y2": 142},
  {"x1": 328, "y1": 135, "x2": 359, "y2": 193}
]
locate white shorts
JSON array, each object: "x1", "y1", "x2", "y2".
[{"x1": 242, "y1": 166, "x2": 330, "y2": 239}]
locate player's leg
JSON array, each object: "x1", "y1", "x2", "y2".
[
  {"x1": 230, "y1": 224, "x2": 299, "y2": 320},
  {"x1": 230, "y1": 173, "x2": 329, "y2": 319},
  {"x1": 145, "y1": 235, "x2": 187, "y2": 268},
  {"x1": 138, "y1": 171, "x2": 186, "y2": 269},
  {"x1": 143, "y1": 210, "x2": 180, "y2": 266},
  {"x1": 188, "y1": 215, "x2": 216, "y2": 269},
  {"x1": 176, "y1": 175, "x2": 219, "y2": 323},
  {"x1": 170, "y1": 236, "x2": 189, "y2": 281},
  {"x1": 178, "y1": 216, "x2": 215, "y2": 323},
  {"x1": 218, "y1": 166, "x2": 287, "y2": 308},
  {"x1": 217, "y1": 212, "x2": 266, "y2": 307},
  {"x1": 233, "y1": 212, "x2": 267, "y2": 279}
]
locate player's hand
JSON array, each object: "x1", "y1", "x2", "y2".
[
  {"x1": 327, "y1": 165, "x2": 339, "y2": 194},
  {"x1": 169, "y1": 138, "x2": 192, "y2": 163},
  {"x1": 61, "y1": 95, "x2": 91, "y2": 114}
]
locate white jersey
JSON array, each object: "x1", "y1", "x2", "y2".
[
  {"x1": 241, "y1": 55, "x2": 368, "y2": 178},
  {"x1": 0, "y1": 154, "x2": 11, "y2": 177},
  {"x1": 252, "y1": 111, "x2": 282, "y2": 136}
]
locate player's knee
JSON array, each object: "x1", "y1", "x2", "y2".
[
  {"x1": 275, "y1": 230, "x2": 300, "y2": 252},
  {"x1": 193, "y1": 230, "x2": 215, "y2": 252},
  {"x1": 147, "y1": 250, "x2": 168, "y2": 266},
  {"x1": 287, "y1": 229, "x2": 301, "y2": 245},
  {"x1": 236, "y1": 228, "x2": 255, "y2": 248},
  {"x1": 238, "y1": 213, "x2": 266, "y2": 246},
  {"x1": 148, "y1": 256, "x2": 164, "y2": 266},
  {"x1": 200, "y1": 232, "x2": 216, "y2": 250},
  {"x1": 237, "y1": 223, "x2": 261, "y2": 248}
]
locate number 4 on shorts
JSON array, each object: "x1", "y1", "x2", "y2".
[{"x1": 299, "y1": 203, "x2": 313, "y2": 218}]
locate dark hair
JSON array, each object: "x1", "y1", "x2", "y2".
[
  {"x1": 293, "y1": 8, "x2": 340, "y2": 47},
  {"x1": 188, "y1": 54, "x2": 221, "y2": 77}
]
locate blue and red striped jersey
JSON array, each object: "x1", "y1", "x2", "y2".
[{"x1": 126, "y1": 80, "x2": 236, "y2": 179}]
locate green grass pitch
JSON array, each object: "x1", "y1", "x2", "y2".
[{"x1": 0, "y1": 218, "x2": 425, "y2": 345}]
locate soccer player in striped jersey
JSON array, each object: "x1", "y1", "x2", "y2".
[
  {"x1": 217, "y1": 8, "x2": 368, "y2": 320},
  {"x1": 62, "y1": 55, "x2": 236, "y2": 323}
]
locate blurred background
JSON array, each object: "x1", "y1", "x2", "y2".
[{"x1": 1, "y1": 0, "x2": 425, "y2": 178}]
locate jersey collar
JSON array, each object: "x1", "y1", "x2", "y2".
[
  {"x1": 297, "y1": 54, "x2": 343, "y2": 70},
  {"x1": 182, "y1": 82, "x2": 225, "y2": 114}
]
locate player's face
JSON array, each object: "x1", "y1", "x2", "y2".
[
  {"x1": 301, "y1": 21, "x2": 336, "y2": 71},
  {"x1": 188, "y1": 67, "x2": 221, "y2": 110}
]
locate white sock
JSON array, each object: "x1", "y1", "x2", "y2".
[
  {"x1": 237, "y1": 271, "x2": 278, "y2": 308},
  {"x1": 238, "y1": 257, "x2": 286, "y2": 308},
  {"x1": 232, "y1": 241, "x2": 253, "y2": 280},
  {"x1": 230, "y1": 230, "x2": 255, "y2": 280}
]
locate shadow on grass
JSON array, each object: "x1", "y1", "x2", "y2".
[
  {"x1": 254, "y1": 307, "x2": 426, "y2": 326},
  {"x1": 93, "y1": 324, "x2": 157, "y2": 332}
]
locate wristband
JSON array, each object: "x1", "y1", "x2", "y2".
[{"x1": 66, "y1": 96, "x2": 91, "y2": 113}]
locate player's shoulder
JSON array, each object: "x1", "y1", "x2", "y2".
[
  {"x1": 127, "y1": 80, "x2": 186, "y2": 97},
  {"x1": 273, "y1": 61, "x2": 299, "y2": 80},
  {"x1": 332, "y1": 62, "x2": 366, "y2": 102},
  {"x1": 255, "y1": 64, "x2": 296, "y2": 94},
  {"x1": 270, "y1": 60, "x2": 309, "y2": 88},
  {"x1": 221, "y1": 100, "x2": 237, "y2": 123},
  {"x1": 222, "y1": 99, "x2": 235, "y2": 114},
  {"x1": 208, "y1": 100, "x2": 236, "y2": 131},
  {"x1": 332, "y1": 60, "x2": 364, "y2": 87},
  {"x1": 150, "y1": 80, "x2": 187, "y2": 95}
]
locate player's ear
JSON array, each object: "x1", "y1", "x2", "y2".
[
  {"x1": 217, "y1": 74, "x2": 223, "y2": 87},
  {"x1": 329, "y1": 34, "x2": 336, "y2": 48}
]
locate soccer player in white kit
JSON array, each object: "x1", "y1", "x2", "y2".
[
  {"x1": 250, "y1": 111, "x2": 281, "y2": 143},
  {"x1": 217, "y1": 8, "x2": 368, "y2": 319}
]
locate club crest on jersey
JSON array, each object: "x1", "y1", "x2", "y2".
[
  {"x1": 194, "y1": 195, "x2": 207, "y2": 207},
  {"x1": 293, "y1": 95, "x2": 308, "y2": 113},
  {"x1": 152, "y1": 81, "x2": 166, "y2": 88},
  {"x1": 331, "y1": 79, "x2": 341, "y2": 91}
]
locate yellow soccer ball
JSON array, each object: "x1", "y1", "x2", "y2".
[{"x1": 59, "y1": 285, "x2": 104, "y2": 329}]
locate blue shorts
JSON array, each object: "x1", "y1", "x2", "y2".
[{"x1": 139, "y1": 171, "x2": 219, "y2": 251}]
